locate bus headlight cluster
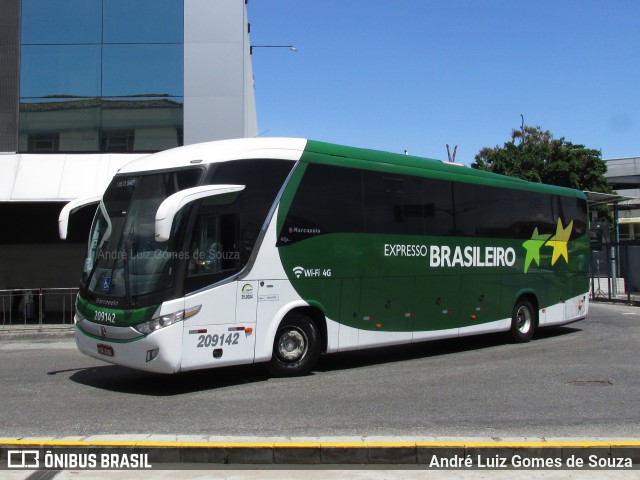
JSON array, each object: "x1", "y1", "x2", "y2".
[{"x1": 134, "y1": 311, "x2": 184, "y2": 335}]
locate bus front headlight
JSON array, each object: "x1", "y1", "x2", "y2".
[{"x1": 134, "y1": 311, "x2": 184, "y2": 335}]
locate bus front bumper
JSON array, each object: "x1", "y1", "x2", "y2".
[{"x1": 75, "y1": 320, "x2": 183, "y2": 374}]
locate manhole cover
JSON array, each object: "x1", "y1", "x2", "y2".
[{"x1": 565, "y1": 380, "x2": 613, "y2": 387}]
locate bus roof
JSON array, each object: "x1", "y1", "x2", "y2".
[
  {"x1": 304, "y1": 140, "x2": 586, "y2": 200},
  {"x1": 116, "y1": 137, "x2": 585, "y2": 200},
  {"x1": 117, "y1": 138, "x2": 306, "y2": 174}
]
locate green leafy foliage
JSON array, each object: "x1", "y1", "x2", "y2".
[
  {"x1": 472, "y1": 125, "x2": 613, "y2": 194},
  {"x1": 472, "y1": 125, "x2": 613, "y2": 220}
]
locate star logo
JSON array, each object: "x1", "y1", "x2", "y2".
[
  {"x1": 522, "y1": 228, "x2": 551, "y2": 273},
  {"x1": 546, "y1": 219, "x2": 573, "y2": 265},
  {"x1": 521, "y1": 219, "x2": 573, "y2": 273}
]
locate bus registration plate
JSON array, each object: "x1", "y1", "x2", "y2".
[{"x1": 97, "y1": 344, "x2": 114, "y2": 357}]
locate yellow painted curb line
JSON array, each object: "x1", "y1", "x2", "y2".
[{"x1": 1, "y1": 439, "x2": 639, "y2": 448}]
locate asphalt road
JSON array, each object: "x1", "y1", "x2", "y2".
[{"x1": 1, "y1": 303, "x2": 639, "y2": 439}]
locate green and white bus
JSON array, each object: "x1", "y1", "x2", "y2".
[{"x1": 59, "y1": 138, "x2": 589, "y2": 376}]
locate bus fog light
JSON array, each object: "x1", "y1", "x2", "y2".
[{"x1": 146, "y1": 348, "x2": 159, "y2": 362}]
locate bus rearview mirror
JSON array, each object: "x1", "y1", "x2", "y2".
[
  {"x1": 58, "y1": 194, "x2": 103, "y2": 240},
  {"x1": 154, "y1": 184, "x2": 245, "y2": 241}
]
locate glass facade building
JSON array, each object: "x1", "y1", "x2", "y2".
[
  {"x1": 19, "y1": 0, "x2": 184, "y2": 153},
  {"x1": 1, "y1": 0, "x2": 256, "y2": 156},
  {"x1": 0, "y1": 0, "x2": 257, "y2": 291}
]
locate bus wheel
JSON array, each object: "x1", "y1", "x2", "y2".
[
  {"x1": 267, "y1": 313, "x2": 321, "y2": 377},
  {"x1": 510, "y1": 299, "x2": 536, "y2": 343}
]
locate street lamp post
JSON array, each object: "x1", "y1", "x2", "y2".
[{"x1": 250, "y1": 45, "x2": 297, "y2": 55}]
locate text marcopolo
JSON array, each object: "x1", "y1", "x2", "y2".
[{"x1": 384, "y1": 244, "x2": 517, "y2": 268}]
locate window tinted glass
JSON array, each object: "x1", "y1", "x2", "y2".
[
  {"x1": 451, "y1": 182, "x2": 474, "y2": 237},
  {"x1": 280, "y1": 163, "x2": 586, "y2": 243},
  {"x1": 20, "y1": 45, "x2": 102, "y2": 98},
  {"x1": 515, "y1": 189, "x2": 556, "y2": 237},
  {"x1": 82, "y1": 168, "x2": 201, "y2": 304},
  {"x1": 454, "y1": 182, "x2": 588, "y2": 240},
  {"x1": 209, "y1": 160, "x2": 294, "y2": 258},
  {"x1": 363, "y1": 171, "x2": 424, "y2": 235},
  {"x1": 423, "y1": 178, "x2": 454, "y2": 236},
  {"x1": 559, "y1": 196, "x2": 589, "y2": 240},
  {"x1": 19, "y1": 0, "x2": 185, "y2": 153},
  {"x1": 102, "y1": 44, "x2": 183, "y2": 97},
  {"x1": 279, "y1": 164, "x2": 364, "y2": 245},
  {"x1": 104, "y1": 0, "x2": 184, "y2": 44},
  {"x1": 461, "y1": 184, "x2": 519, "y2": 238},
  {"x1": 21, "y1": 0, "x2": 102, "y2": 45},
  {"x1": 186, "y1": 160, "x2": 293, "y2": 292}
]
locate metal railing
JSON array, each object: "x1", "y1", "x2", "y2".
[
  {"x1": 0, "y1": 288, "x2": 78, "y2": 329},
  {"x1": 590, "y1": 241, "x2": 640, "y2": 304}
]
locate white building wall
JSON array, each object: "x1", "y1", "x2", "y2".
[{"x1": 183, "y1": 0, "x2": 258, "y2": 144}]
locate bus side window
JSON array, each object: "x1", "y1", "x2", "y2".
[
  {"x1": 278, "y1": 163, "x2": 364, "y2": 245},
  {"x1": 188, "y1": 210, "x2": 240, "y2": 282},
  {"x1": 189, "y1": 214, "x2": 222, "y2": 275},
  {"x1": 422, "y1": 178, "x2": 454, "y2": 237},
  {"x1": 363, "y1": 171, "x2": 424, "y2": 235},
  {"x1": 559, "y1": 196, "x2": 588, "y2": 240}
]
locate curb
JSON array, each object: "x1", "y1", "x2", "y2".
[
  {"x1": 2, "y1": 438, "x2": 639, "y2": 466},
  {"x1": 0, "y1": 327, "x2": 74, "y2": 340}
]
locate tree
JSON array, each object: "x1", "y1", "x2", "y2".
[{"x1": 472, "y1": 125, "x2": 613, "y2": 195}]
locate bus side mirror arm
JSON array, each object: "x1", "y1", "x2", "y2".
[
  {"x1": 59, "y1": 194, "x2": 103, "y2": 240},
  {"x1": 155, "y1": 185, "x2": 245, "y2": 241}
]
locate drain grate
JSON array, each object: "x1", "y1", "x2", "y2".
[{"x1": 565, "y1": 380, "x2": 613, "y2": 387}]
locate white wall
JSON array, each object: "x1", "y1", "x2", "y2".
[{"x1": 183, "y1": 0, "x2": 258, "y2": 144}]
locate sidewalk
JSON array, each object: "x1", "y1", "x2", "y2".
[{"x1": 4, "y1": 467, "x2": 640, "y2": 480}]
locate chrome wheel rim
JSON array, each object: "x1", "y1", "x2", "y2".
[
  {"x1": 276, "y1": 327, "x2": 308, "y2": 362},
  {"x1": 516, "y1": 305, "x2": 532, "y2": 335}
]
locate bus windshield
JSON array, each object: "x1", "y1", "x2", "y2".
[
  {"x1": 82, "y1": 169, "x2": 202, "y2": 305},
  {"x1": 81, "y1": 159, "x2": 295, "y2": 306}
]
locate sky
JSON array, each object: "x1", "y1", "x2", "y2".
[{"x1": 248, "y1": 0, "x2": 640, "y2": 164}]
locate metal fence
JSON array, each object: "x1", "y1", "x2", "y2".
[
  {"x1": 590, "y1": 241, "x2": 640, "y2": 304},
  {"x1": 0, "y1": 288, "x2": 77, "y2": 329}
]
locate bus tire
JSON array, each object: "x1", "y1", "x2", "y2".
[
  {"x1": 266, "y1": 313, "x2": 321, "y2": 377},
  {"x1": 510, "y1": 299, "x2": 536, "y2": 343}
]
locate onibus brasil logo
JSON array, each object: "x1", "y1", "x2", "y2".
[{"x1": 522, "y1": 219, "x2": 573, "y2": 273}]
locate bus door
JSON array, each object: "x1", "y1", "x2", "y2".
[
  {"x1": 181, "y1": 211, "x2": 256, "y2": 370},
  {"x1": 412, "y1": 275, "x2": 460, "y2": 341}
]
